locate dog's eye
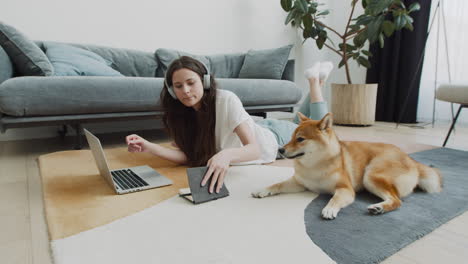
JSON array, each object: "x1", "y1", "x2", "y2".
[{"x1": 297, "y1": 137, "x2": 305, "y2": 142}]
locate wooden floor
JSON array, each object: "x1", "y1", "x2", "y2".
[{"x1": 1, "y1": 121, "x2": 467, "y2": 264}]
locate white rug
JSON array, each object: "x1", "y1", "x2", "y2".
[{"x1": 50, "y1": 165, "x2": 335, "y2": 264}]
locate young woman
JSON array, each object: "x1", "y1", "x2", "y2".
[{"x1": 126, "y1": 56, "x2": 333, "y2": 194}]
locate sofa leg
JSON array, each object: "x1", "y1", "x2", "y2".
[
  {"x1": 72, "y1": 124, "x2": 83, "y2": 150},
  {"x1": 58, "y1": 125, "x2": 68, "y2": 139}
]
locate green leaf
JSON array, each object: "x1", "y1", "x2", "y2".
[
  {"x1": 338, "y1": 57, "x2": 349, "y2": 68},
  {"x1": 355, "y1": 15, "x2": 374, "y2": 26},
  {"x1": 382, "y1": 20, "x2": 395, "y2": 37},
  {"x1": 302, "y1": 15, "x2": 313, "y2": 30},
  {"x1": 405, "y1": 14, "x2": 414, "y2": 24},
  {"x1": 317, "y1": 10, "x2": 330, "y2": 16},
  {"x1": 378, "y1": 33, "x2": 385, "y2": 48},
  {"x1": 280, "y1": 0, "x2": 293, "y2": 12},
  {"x1": 394, "y1": 15, "x2": 405, "y2": 30},
  {"x1": 362, "y1": 50, "x2": 373, "y2": 57},
  {"x1": 408, "y1": 2, "x2": 421, "y2": 13},
  {"x1": 353, "y1": 29, "x2": 367, "y2": 47},
  {"x1": 349, "y1": 24, "x2": 361, "y2": 31},
  {"x1": 367, "y1": 15, "x2": 384, "y2": 43},
  {"x1": 294, "y1": 0, "x2": 308, "y2": 14},
  {"x1": 405, "y1": 21, "x2": 414, "y2": 31},
  {"x1": 319, "y1": 30, "x2": 327, "y2": 38},
  {"x1": 308, "y1": 6, "x2": 317, "y2": 14},
  {"x1": 358, "y1": 56, "x2": 371, "y2": 68},
  {"x1": 366, "y1": 0, "x2": 393, "y2": 16},
  {"x1": 284, "y1": 10, "x2": 296, "y2": 25},
  {"x1": 309, "y1": 1, "x2": 318, "y2": 8},
  {"x1": 316, "y1": 35, "x2": 326, "y2": 49},
  {"x1": 362, "y1": 0, "x2": 369, "y2": 9},
  {"x1": 293, "y1": 11, "x2": 304, "y2": 27},
  {"x1": 395, "y1": 0, "x2": 405, "y2": 9},
  {"x1": 303, "y1": 29, "x2": 311, "y2": 39},
  {"x1": 310, "y1": 27, "x2": 319, "y2": 38},
  {"x1": 339, "y1": 43, "x2": 356, "y2": 52}
]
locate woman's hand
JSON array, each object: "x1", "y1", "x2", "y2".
[
  {"x1": 201, "y1": 150, "x2": 232, "y2": 193},
  {"x1": 126, "y1": 134, "x2": 150, "y2": 153}
]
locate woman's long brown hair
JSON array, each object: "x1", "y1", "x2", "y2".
[{"x1": 161, "y1": 56, "x2": 217, "y2": 167}]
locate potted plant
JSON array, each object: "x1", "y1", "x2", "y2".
[{"x1": 281, "y1": 0, "x2": 420, "y2": 125}]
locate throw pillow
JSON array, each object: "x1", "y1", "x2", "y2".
[
  {"x1": 44, "y1": 42, "x2": 123, "y2": 77},
  {"x1": 155, "y1": 48, "x2": 211, "y2": 74},
  {"x1": 155, "y1": 48, "x2": 246, "y2": 78},
  {"x1": 0, "y1": 21, "x2": 54, "y2": 76},
  {"x1": 238, "y1": 44, "x2": 294, "y2": 79}
]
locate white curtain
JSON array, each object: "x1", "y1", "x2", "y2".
[{"x1": 418, "y1": 0, "x2": 468, "y2": 124}]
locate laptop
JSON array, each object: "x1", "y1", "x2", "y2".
[
  {"x1": 178, "y1": 166, "x2": 229, "y2": 204},
  {"x1": 83, "y1": 128, "x2": 173, "y2": 194}
]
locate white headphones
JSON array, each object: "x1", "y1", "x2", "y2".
[{"x1": 164, "y1": 58, "x2": 211, "y2": 100}]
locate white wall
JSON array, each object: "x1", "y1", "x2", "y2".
[{"x1": 418, "y1": 0, "x2": 468, "y2": 125}]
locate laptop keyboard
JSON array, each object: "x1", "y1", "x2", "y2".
[{"x1": 111, "y1": 169, "x2": 149, "y2": 190}]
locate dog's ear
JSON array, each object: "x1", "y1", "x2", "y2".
[
  {"x1": 297, "y1": 112, "x2": 309, "y2": 122},
  {"x1": 319, "y1": 113, "x2": 333, "y2": 130}
]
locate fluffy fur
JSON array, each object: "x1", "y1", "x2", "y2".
[{"x1": 252, "y1": 113, "x2": 443, "y2": 220}]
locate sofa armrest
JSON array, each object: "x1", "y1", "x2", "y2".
[
  {"x1": 282, "y1": 59, "x2": 294, "y2": 82},
  {"x1": 0, "y1": 45, "x2": 14, "y2": 84}
]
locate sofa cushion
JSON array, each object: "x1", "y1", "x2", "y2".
[
  {"x1": 0, "y1": 77, "x2": 301, "y2": 117},
  {"x1": 216, "y1": 78, "x2": 301, "y2": 106},
  {"x1": 0, "y1": 45, "x2": 13, "y2": 84},
  {"x1": 44, "y1": 42, "x2": 123, "y2": 77},
  {"x1": 238, "y1": 44, "x2": 293, "y2": 79},
  {"x1": 0, "y1": 22, "x2": 54, "y2": 76},
  {"x1": 36, "y1": 41, "x2": 158, "y2": 78},
  {"x1": 155, "y1": 48, "x2": 245, "y2": 78},
  {"x1": 0, "y1": 77, "x2": 163, "y2": 116}
]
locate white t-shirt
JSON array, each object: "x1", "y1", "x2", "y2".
[{"x1": 215, "y1": 89, "x2": 278, "y2": 165}]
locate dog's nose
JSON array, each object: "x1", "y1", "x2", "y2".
[{"x1": 278, "y1": 148, "x2": 285, "y2": 154}]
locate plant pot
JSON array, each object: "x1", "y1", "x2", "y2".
[{"x1": 330, "y1": 83, "x2": 378, "y2": 126}]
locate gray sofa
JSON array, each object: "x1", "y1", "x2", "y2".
[{"x1": 0, "y1": 42, "x2": 302, "y2": 148}]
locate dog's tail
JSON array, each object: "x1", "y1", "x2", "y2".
[{"x1": 417, "y1": 163, "x2": 442, "y2": 193}]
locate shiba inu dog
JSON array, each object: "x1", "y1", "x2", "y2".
[{"x1": 252, "y1": 113, "x2": 442, "y2": 220}]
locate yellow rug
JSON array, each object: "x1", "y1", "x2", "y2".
[{"x1": 38, "y1": 143, "x2": 190, "y2": 240}]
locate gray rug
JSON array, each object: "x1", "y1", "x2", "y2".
[{"x1": 304, "y1": 147, "x2": 468, "y2": 264}]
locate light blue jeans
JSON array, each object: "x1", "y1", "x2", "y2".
[{"x1": 256, "y1": 94, "x2": 328, "y2": 147}]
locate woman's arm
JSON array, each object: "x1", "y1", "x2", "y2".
[
  {"x1": 201, "y1": 120, "x2": 260, "y2": 193},
  {"x1": 126, "y1": 134, "x2": 188, "y2": 164},
  {"x1": 145, "y1": 142, "x2": 188, "y2": 165},
  {"x1": 223, "y1": 121, "x2": 261, "y2": 163}
]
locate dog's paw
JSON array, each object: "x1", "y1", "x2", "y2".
[
  {"x1": 321, "y1": 206, "x2": 339, "y2": 220},
  {"x1": 367, "y1": 204, "x2": 385, "y2": 215},
  {"x1": 251, "y1": 189, "x2": 275, "y2": 198}
]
